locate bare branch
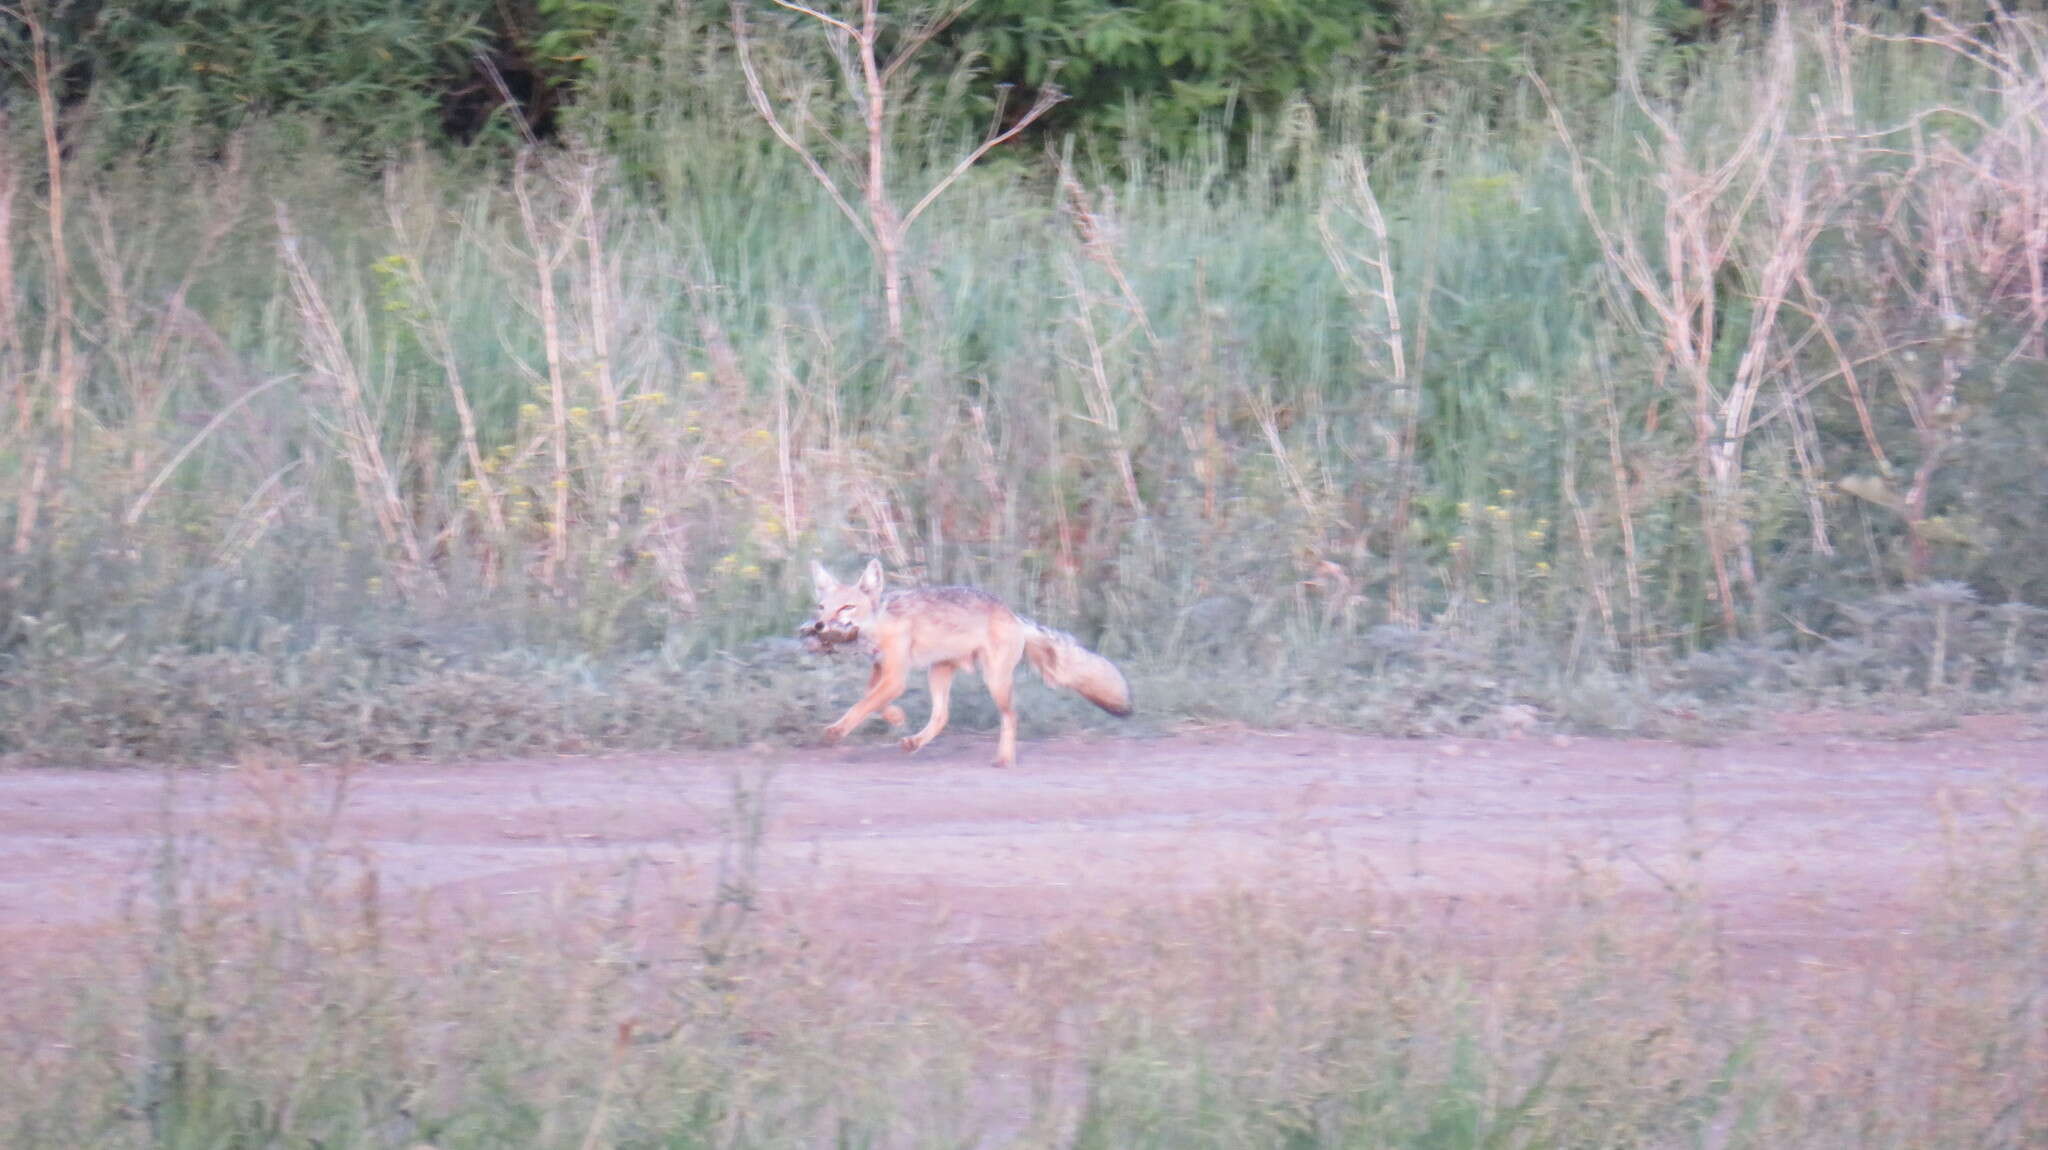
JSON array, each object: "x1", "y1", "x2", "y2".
[
  {"x1": 1534, "y1": 71, "x2": 1678, "y2": 327},
  {"x1": 902, "y1": 78, "x2": 1064, "y2": 231},
  {"x1": 731, "y1": 3, "x2": 878, "y2": 250},
  {"x1": 768, "y1": 0, "x2": 861, "y2": 39},
  {"x1": 126, "y1": 374, "x2": 297, "y2": 528},
  {"x1": 883, "y1": 0, "x2": 974, "y2": 87},
  {"x1": 474, "y1": 51, "x2": 540, "y2": 148}
]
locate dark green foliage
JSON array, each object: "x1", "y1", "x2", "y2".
[
  {"x1": 949, "y1": 0, "x2": 1376, "y2": 143},
  {"x1": 25, "y1": 0, "x2": 493, "y2": 152},
  {"x1": 6, "y1": 1, "x2": 1738, "y2": 161},
  {"x1": 3, "y1": 0, "x2": 666, "y2": 155}
]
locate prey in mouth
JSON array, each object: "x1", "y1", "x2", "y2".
[{"x1": 796, "y1": 615, "x2": 864, "y2": 656}]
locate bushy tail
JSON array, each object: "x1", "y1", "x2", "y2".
[{"x1": 1021, "y1": 621, "x2": 1133, "y2": 717}]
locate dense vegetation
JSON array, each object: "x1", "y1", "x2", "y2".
[
  {"x1": 12, "y1": 0, "x2": 1737, "y2": 153},
  {"x1": 3, "y1": 0, "x2": 2046, "y2": 762}
]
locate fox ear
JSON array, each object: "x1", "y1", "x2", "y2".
[
  {"x1": 856, "y1": 558, "x2": 885, "y2": 597},
  {"x1": 811, "y1": 561, "x2": 839, "y2": 598}
]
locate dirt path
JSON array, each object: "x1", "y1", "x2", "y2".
[{"x1": 2, "y1": 717, "x2": 2043, "y2": 979}]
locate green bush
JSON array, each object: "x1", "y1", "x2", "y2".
[{"x1": 5, "y1": 0, "x2": 672, "y2": 156}]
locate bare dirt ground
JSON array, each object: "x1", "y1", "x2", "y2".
[{"x1": 2, "y1": 715, "x2": 2044, "y2": 984}]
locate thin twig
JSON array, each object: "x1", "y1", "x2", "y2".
[{"x1": 125, "y1": 374, "x2": 297, "y2": 527}]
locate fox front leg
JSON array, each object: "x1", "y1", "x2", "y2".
[
  {"x1": 823, "y1": 659, "x2": 908, "y2": 743},
  {"x1": 866, "y1": 660, "x2": 908, "y2": 728}
]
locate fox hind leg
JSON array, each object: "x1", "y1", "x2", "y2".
[
  {"x1": 901, "y1": 661, "x2": 957, "y2": 753},
  {"x1": 983, "y1": 654, "x2": 1019, "y2": 768}
]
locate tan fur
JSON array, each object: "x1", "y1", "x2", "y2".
[{"x1": 800, "y1": 559, "x2": 1132, "y2": 767}]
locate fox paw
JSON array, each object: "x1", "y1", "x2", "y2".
[
  {"x1": 899, "y1": 735, "x2": 925, "y2": 753},
  {"x1": 821, "y1": 724, "x2": 848, "y2": 745}
]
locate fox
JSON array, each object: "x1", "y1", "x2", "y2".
[{"x1": 799, "y1": 559, "x2": 1132, "y2": 767}]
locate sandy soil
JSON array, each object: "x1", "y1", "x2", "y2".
[{"x1": 1, "y1": 715, "x2": 2043, "y2": 981}]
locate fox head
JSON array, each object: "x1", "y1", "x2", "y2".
[{"x1": 799, "y1": 558, "x2": 885, "y2": 646}]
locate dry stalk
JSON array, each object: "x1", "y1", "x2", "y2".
[
  {"x1": 1060, "y1": 252, "x2": 1147, "y2": 518},
  {"x1": 769, "y1": 328, "x2": 805, "y2": 552},
  {"x1": 381, "y1": 166, "x2": 507, "y2": 543},
  {"x1": 92, "y1": 142, "x2": 246, "y2": 500},
  {"x1": 1245, "y1": 382, "x2": 1324, "y2": 549},
  {"x1": 1056, "y1": 161, "x2": 1160, "y2": 351},
  {"x1": 1560, "y1": 404, "x2": 1621, "y2": 654},
  {"x1": 20, "y1": 2, "x2": 78, "y2": 476},
  {"x1": 1783, "y1": 387, "x2": 1835, "y2": 556},
  {"x1": 1044, "y1": 399, "x2": 1081, "y2": 619},
  {"x1": 1596, "y1": 335, "x2": 1647, "y2": 655},
  {"x1": 966, "y1": 402, "x2": 1008, "y2": 550},
  {"x1": 1838, "y1": 10, "x2": 2048, "y2": 579},
  {"x1": 1539, "y1": 17, "x2": 1820, "y2": 637},
  {"x1": 671, "y1": 242, "x2": 752, "y2": 418},
  {"x1": 212, "y1": 459, "x2": 308, "y2": 571},
  {"x1": 512, "y1": 152, "x2": 582, "y2": 589},
  {"x1": 572, "y1": 157, "x2": 629, "y2": 544},
  {"x1": 0, "y1": 108, "x2": 18, "y2": 442},
  {"x1": 1795, "y1": 265, "x2": 1889, "y2": 473},
  {"x1": 1894, "y1": 142, "x2": 1968, "y2": 582},
  {"x1": 5, "y1": 4, "x2": 73, "y2": 560},
  {"x1": 636, "y1": 435, "x2": 704, "y2": 617},
  {"x1": 276, "y1": 205, "x2": 435, "y2": 594},
  {"x1": 125, "y1": 374, "x2": 296, "y2": 528},
  {"x1": 10, "y1": 447, "x2": 47, "y2": 558},
  {"x1": 1318, "y1": 151, "x2": 1422, "y2": 625},
  {"x1": 849, "y1": 465, "x2": 912, "y2": 568},
  {"x1": 81, "y1": 187, "x2": 152, "y2": 484}
]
